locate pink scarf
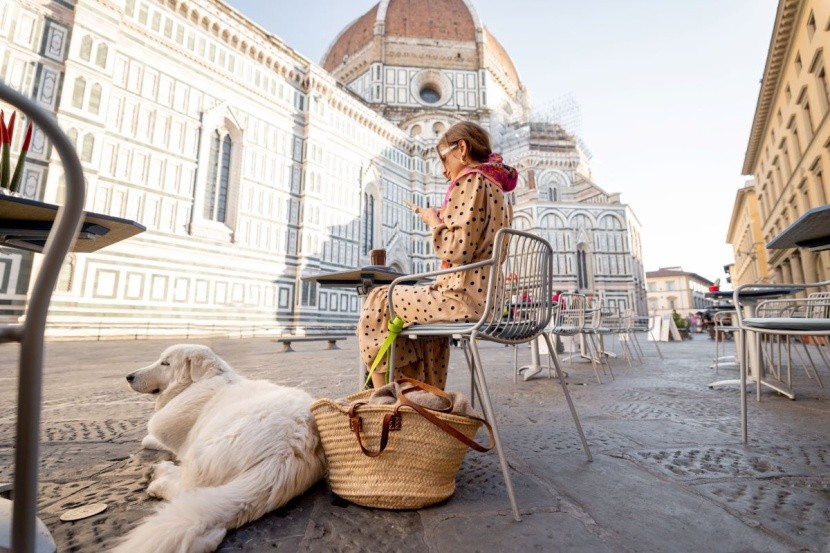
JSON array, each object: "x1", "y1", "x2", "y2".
[{"x1": 439, "y1": 153, "x2": 517, "y2": 217}]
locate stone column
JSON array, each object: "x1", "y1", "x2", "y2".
[
  {"x1": 790, "y1": 253, "x2": 805, "y2": 285},
  {"x1": 800, "y1": 249, "x2": 817, "y2": 284},
  {"x1": 782, "y1": 261, "x2": 793, "y2": 284},
  {"x1": 774, "y1": 265, "x2": 784, "y2": 284}
]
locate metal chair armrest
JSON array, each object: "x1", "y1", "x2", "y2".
[
  {"x1": 731, "y1": 282, "x2": 830, "y2": 326},
  {"x1": 387, "y1": 258, "x2": 495, "y2": 320}
]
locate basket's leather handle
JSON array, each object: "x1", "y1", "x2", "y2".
[
  {"x1": 348, "y1": 401, "x2": 402, "y2": 457},
  {"x1": 396, "y1": 379, "x2": 495, "y2": 453}
]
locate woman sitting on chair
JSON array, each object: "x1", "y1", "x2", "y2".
[{"x1": 358, "y1": 121, "x2": 516, "y2": 389}]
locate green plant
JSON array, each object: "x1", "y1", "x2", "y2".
[
  {"x1": 0, "y1": 110, "x2": 34, "y2": 193},
  {"x1": 672, "y1": 311, "x2": 688, "y2": 330}
]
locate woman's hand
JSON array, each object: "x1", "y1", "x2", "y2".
[{"x1": 405, "y1": 200, "x2": 441, "y2": 227}]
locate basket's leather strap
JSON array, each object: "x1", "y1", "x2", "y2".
[
  {"x1": 348, "y1": 378, "x2": 495, "y2": 457},
  {"x1": 396, "y1": 379, "x2": 495, "y2": 453},
  {"x1": 396, "y1": 377, "x2": 453, "y2": 412}
]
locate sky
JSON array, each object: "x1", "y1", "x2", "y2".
[{"x1": 228, "y1": 0, "x2": 779, "y2": 283}]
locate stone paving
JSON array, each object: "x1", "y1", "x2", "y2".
[{"x1": 1, "y1": 333, "x2": 828, "y2": 552}]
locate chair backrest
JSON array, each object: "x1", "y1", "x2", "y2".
[
  {"x1": 476, "y1": 229, "x2": 554, "y2": 343},
  {"x1": 807, "y1": 292, "x2": 830, "y2": 318},
  {"x1": 584, "y1": 297, "x2": 604, "y2": 331},
  {"x1": 551, "y1": 293, "x2": 587, "y2": 335}
]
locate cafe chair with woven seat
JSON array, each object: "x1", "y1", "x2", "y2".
[
  {"x1": 733, "y1": 281, "x2": 830, "y2": 444},
  {"x1": 386, "y1": 229, "x2": 592, "y2": 522}
]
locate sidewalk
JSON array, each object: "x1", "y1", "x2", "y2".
[{"x1": 1, "y1": 334, "x2": 828, "y2": 552}]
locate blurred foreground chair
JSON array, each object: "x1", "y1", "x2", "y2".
[
  {"x1": 733, "y1": 281, "x2": 830, "y2": 443},
  {"x1": 387, "y1": 229, "x2": 592, "y2": 521},
  {"x1": 0, "y1": 81, "x2": 84, "y2": 553}
]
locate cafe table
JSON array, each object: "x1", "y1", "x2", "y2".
[
  {"x1": 706, "y1": 288, "x2": 795, "y2": 398},
  {"x1": 0, "y1": 194, "x2": 145, "y2": 253},
  {"x1": 303, "y1": 266, "x2": 411, "y2": 388},
  {"x1": 766, "y1": 204, "x2": 830, "y2": 251}
]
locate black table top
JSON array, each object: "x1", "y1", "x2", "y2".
[
  {"x1": 0, "y1": 194, "x2": 145, "y2": 253},
  {"x1": 706, "y1": 288, "x2": 794, "y2": 300},
  {"x1": 767, "y1": 204, "x2": 830, "y2": 251},
  {"x1": 303, "y1": 266, "x2": 407, "y2": 288}
]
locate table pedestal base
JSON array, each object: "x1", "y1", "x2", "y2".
[
  {"x1": 518, "y1": 337, "x2": 545, "y2": 381},
  {"x1": 708, "y1": 376, "x2": 795, "y2": 399}
]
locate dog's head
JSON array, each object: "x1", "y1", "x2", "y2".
[{"x1": 126, "y1": 344, "x2": 230, "y2": 402}]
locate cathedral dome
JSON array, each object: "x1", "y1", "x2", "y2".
[{"x1": 321, "y1": 0, "x2": 522, "y2": 93}]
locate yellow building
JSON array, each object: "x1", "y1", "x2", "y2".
[
  {"x1": 646, "y1": 267, "x2": 714, "y2": 317},
  {"x1": 739, "y1": 0, "x2": 830, "y2": 285},
  {"x1": 726, "y1": 180, "x2": 770, "y2": 285}
]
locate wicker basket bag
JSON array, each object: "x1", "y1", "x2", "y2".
[{"x1": 310, "y1": 378, "x2": 494, "y2": 509}]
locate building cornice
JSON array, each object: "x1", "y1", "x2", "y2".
[
  {"x1": 742, "y1": 0, "x2": 803, "y2": 175},
  {"x1": 726, "y1": 185, "x2": 753, "y2": 241}
]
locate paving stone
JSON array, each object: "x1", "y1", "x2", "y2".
[
  {"x1": 424, "y1": 510, "x2": 614, "y2": 553},
  {"x1": 1, "y1": 336, "x2": 828, "y2": 552},
  {"x1": 693, "y1": 476, "x2": 830, "y2": 552}
]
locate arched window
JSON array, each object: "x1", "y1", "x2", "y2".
[
  {"x1": 599, "y1": 215, "x2": 623, "y2": 230},
  {"x1": 547, "y1": 187, "x2": 557, "y2": 201},
  {"x1": 57, "y1": 255, "x2": 75, "y2": 292},
  {"x1": 72, "y1": 77, "x2": 86, "y2": 108},
  {"x1": 576, "y1": 244, "x2": 592, "y2": 290},
  {"x1": 572, "y1": 213, "x2": 592, "y2": 229},
  {"x1": 95, "y1": 43, "x2": 108, "y2": 68},
  {"x1": 576, "y1": 250, "x2": 587, "y2": 289},
  {"x1": 81, "y1": 134, "x2": 94, "y2": 163},
  {"x1": 204, "y1": 130, "x2": 232, "y2": 222},
  {"x1": 88, "y1": 84, "x2": 102, "y2": 114},
  {"x1": 362, "y1": 192, "x2": 374, "y2": 254},
  {"x1": 79, "y1": 36, "x2": 92, "y2": 61},
  {"x1": 513, "y1": 216, "x2": 531, "y2": 230},
  {"x1": 66, "y1": 128, "x2": 78, "y2": 149}
]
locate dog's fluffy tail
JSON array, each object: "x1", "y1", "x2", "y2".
[{"x1": 111, "y1": 455, "x2": 323, "y2": 553}]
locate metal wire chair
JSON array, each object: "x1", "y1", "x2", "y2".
[
  {"x1": 733, "y1": 281, "x2": 830, "y2": 443},
  {"x1": 548, "y1": 293, "x2": 604, "y2": 383},
  {"x1": 581, "y1": 297, "x2": 614, "y2": 381},
  {"x1": 712, "y1": 310, "x2": 738, "y2": 375},
  {"x1": 386, "y1": 229, "x2": 592, "y2": 521}
]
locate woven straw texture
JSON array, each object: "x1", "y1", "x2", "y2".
[{"x1": 311, "y1": 389, "x2": 483, "y2": 509}]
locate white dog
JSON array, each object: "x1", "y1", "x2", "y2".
[{"x1": 114, "y1": 344, "x2": 326, "y2": 553}]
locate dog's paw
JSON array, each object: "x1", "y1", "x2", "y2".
[
  {"x1": 141, "y1": 434, "x2": 168, "y2": 451},
  {"x1": 146, "y1": 478, "x2": 166, "y2": 499},
  {"x1": 146, "y1": 461, "x2": 182, "y2": 500},
  {"x1": 141, "y1": 465, "x2": 155, "y2": 485}
]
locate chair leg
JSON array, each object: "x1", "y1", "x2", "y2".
[
  {"x1": 755, "y1": 332, "x2": 762, "y2": 402},
  {"x1": 599, "y1": 335, "x2": 615, "y2": 380},
  {"x1": 584, "y1": 334, "x2": 603, "y2": 384},
  {"x1": 468, "y1": 338, "x2": 521, "y2": 522},
  {"x1": 630, "y1": 331, "x2": 643, "y2": 363},
  {"x1": 740, "y1": 328, "x2": 748, "y2": 444},
  {"x1": 543, "y1": 333, "x2": 592, "y2": 462},
  {"x1": 619, "y1": 334, "x2": 633, "y2": 367},
  {"x1": 802, "y1": 341, "x2": 825, "y2": 387},
  {"x1": 648, "y1": 330, "x2": 664, "y2": 359},
  {"x1": 460, "y1": 340, "x2": 477, "y2": 407},
  {"x1": 513, "y1": 343, "x2": 519, "y2": 384}
]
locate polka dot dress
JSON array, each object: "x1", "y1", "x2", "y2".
[{"x1": 358, "y1": 172, "x2": 512, "y2": 389}]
